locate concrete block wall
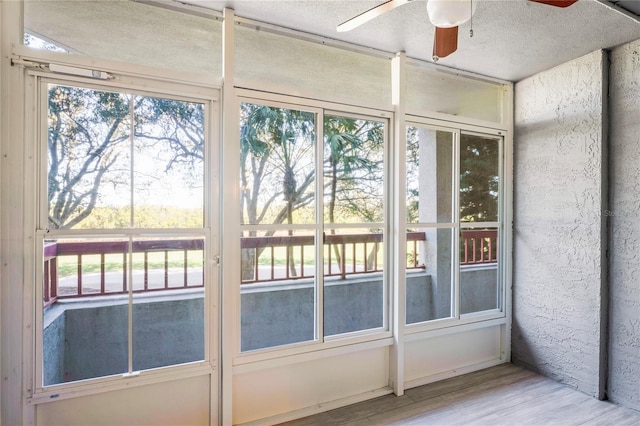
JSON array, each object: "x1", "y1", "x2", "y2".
[
  {"x1": 513, "y1": 50, "x2": 607, "y2": 398},
  {"x1": 608, "y1": 39, "x2": 640, "y2": 411}
]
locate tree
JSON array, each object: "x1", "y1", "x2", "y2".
[
  {"x1": 48, "y1": 86, "x2": 131, "y2": 229},
  {"x1": 240, "y1": 104, "x2": 316, "y2": 227},
  {"x1": 324, "y1": 116, "x2": 384, "y2": 270},
  {"x1": 135, "y1": 97, "x2": 204, "y2": 171},
  {"x1": 47, "y1": 86, "x2": 206, "y2": 230},
  {"x1": 459, "y1": 134, "x2": 499, "y2": 222},
  {"x1": 239, "y1": 104, "x2": 316, "y2": 279},
  {"x1": 404, "y1": 129, "x2": 499, "y2": 223},
  {"x1": 324, "y1": 116, "x2": 384, "y2": 224},
  {"x1": 239, "y1": 105, "x2": 386, "y2": 279}
]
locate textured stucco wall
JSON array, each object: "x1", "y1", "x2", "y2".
[
  {"x1": 513, "y1": 50, "x2": 607, "y2": 398},
  {"x1": 608, "y1": 39, "x2": 640, "y2": 411}
]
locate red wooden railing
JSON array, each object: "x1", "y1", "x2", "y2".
[
  {"x1": 460, "y1": 229, "x2": 498, "y2": 265},
  {"x1": 43, "y1": 230, "x2": 497, "y2": 306},
  {"x1": 241, "y1": 232, "x2": 427, "y2": 283},
  {"x1": 43, "y1": 239, "x2": 205, "y2": 307}
]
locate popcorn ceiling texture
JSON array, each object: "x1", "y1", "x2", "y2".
[
  {"x1": 608, "y1": 39, "x2": 640, "y2": 411},
  {"x1": 512, "y1": 50, "x2": 607, "y2": 399}
]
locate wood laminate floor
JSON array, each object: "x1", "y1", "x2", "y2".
[{"x1": 278, "y1": 363, "x2": 640, "y2": 426}]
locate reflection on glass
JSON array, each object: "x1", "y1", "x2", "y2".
[
  {"x1": 240, "y1": 229, "x2": 316, "y2": 351},
  {"x1": 323, "y1": 228, "x2": 384, "y2": 336},
  {"x1": 406, "y1": 127, "x2": 454, "y2": 223},
  {"x1": 324, "y1": 115, "x2": 384, "y2": 224},
  {"x1": 460, "y1": 228, "x2": 500, "y2": 314},
  {"x1": 24, "y1": 33, "x2": 67, "y2": 52},
  {"x1": 42, "y1": 238, "x2": 129, "y2": 385},
  {"x1": 132, "y1": 237, "x2": 205, "y2": 371},
  {"x1": 239, "y1": 103, "x2": 316, "y2": 226},
  {"x1": 406, "y1": 228, "x2": 453, "y2": 324},
  {"x1": 460, "y1": 134, "x2": 500, "y2": 223}
]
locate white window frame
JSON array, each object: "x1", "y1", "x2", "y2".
[
  {"x1": 229, "y1": 90, "x2": 394, "y2": 365},
  {"x1": 26, "y1": 69, "x2": 221, "y2": 404},
  {"x1": 402, "y1": 115, "x2": 509, "y2": 336}
]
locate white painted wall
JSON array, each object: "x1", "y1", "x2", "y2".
[
  {"x1": 404, "y1": 325, "x2": 504, "y2": 387},
  {"x1": 1, "y1": 2, "x2": 27, "y2": 425},
  {"x1": 233, "y1": 347, "x2": 389, "y2": 424},
  {"x1": 36, "y1": 375, "x2": 211, "y2": 426},
  {"x1": 513, "y1": 50, "x2": 608, "y2": 398},
  {"x1": 608, "y1": 39, "x2": 640, "y2": 411}
]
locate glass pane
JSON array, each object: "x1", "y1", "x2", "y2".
[
  {"x1": 132, "y1": 237, "x2": 205, "y2": 371},
  {"x1": 324, "y1": 116, "x2": 385, "y2": 224},
  {"x1": 406, "y1": 228, "x2": 454, "y2": 324},
  {"x1": 460, "y1": 228, "x2": 500, "y2": 314},
  {"x1": 42, "y1": 237, "x2": 129, "y2": 385},
  {"x1": 133, "y1": 96, "x2": 205, "y2": 228},
  {"x1": 406, "y1": 127, "x2": 454, "y2": 223},
  {"x1": 48, "y1": 85, "x2": 131, "y2": 230},
  {"x1": 323, "y1": 228, "x2": 384, "y2": 336},
  {"x1": 24, "y1": 33, "x2": 67, "y2": 52},
  {"x1": 240, "y1": 229, "x2": 316, "y2": 351},
  {"x1": 460, "y1": 134, "x2": 500, "y2": 223},
  {"x1": 240, "y1": 103, "x2": 316, "y2": 226}
]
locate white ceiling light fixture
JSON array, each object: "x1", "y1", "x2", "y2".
[{"x1": 427, "y1": 0, "x2": 477, "y2": 28}]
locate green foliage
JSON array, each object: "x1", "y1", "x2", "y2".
[
  {"x1": 75, "y1": 206, "x2": 203, "y2": 229},
  {"x1": 239, "y1": 103, "x2": 386, "y2": 228},
  {"x1": 48, "y1": 85, "x2": 205, "y2": 230},
  {"x1": 460, "y1": 134, "x2": 499, "y2": 222},
  {"x1": 324, "y1": 115, "x2": 384, "y2": 224},
  {"x1": 405, "y1": 128, "x2": 499, "y2": 223},
  {"x1": 48, "y1": 85, "x2": 131, "y2": 229},
  {"x1": 239, "y1": 103, "x2": 316, "y2": 226}
]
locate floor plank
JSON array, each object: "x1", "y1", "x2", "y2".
[{"x1": 278, "y1": 363, "x2": 640, "y2": 426}]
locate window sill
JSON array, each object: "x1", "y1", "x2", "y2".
[
  {"x1": 29, "y1": 362, "x2": 214, "y2": 405},
  {"x1": 405, "y1": 314, "x2": 507, "y2": 342},
  {"x1": 232, "y1": 332, "x2": 393, "y2": 374}
]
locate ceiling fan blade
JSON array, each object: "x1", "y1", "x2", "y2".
[
  {"x1": 433, "y1": 26, "x2": 458, "y2": 60},
  {"x1": 337, "y1": 0, "x2": 412, "y2": 32},
  {"x1": 528, "y1": 0, "x2": 578, "y2": 8}
]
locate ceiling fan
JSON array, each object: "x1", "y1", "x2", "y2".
[{"x1": 337, "y1": 0, "x2": 579, "y2": 61}]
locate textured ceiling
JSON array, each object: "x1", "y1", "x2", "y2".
[{"x1": 184, "y1": 0, "x2": 640, "y2": 81}]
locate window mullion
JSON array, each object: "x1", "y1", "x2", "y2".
[
  {"x1": 127, "y1": 237, "x2": 134, "y2": 375},
  {"x1": 316, "y1": 110, "x2": 324, "y2": 343},
  {"x1": 127, "y1": 95, "x2": 135, "y2": 374},
  {"x1": 453, "y1": 129, "x2": 461, "y2": 320}
]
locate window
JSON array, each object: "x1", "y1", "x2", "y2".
[
  {"x1": 405, "y1": 126, "x2": 456, "y2": 323},
  {"x1": 39, "y1": 82, "x2": 211, "y2": 386},
  {"x1": 459, "y1": 133, "x2": 502, "y2": 315},
  {"x1": 239, "y1": 100, "x2": 388, "y2": 353},
  {"x1": 405, "y1": 124, "x2": 504, "y2": 326}
]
